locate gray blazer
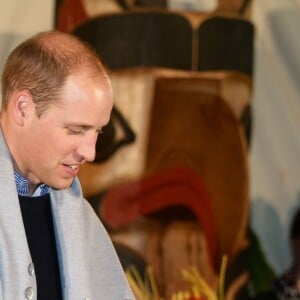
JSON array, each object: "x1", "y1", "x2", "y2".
[{"x1": 0, "y1": 129, "x2": 135, "y2": 300}]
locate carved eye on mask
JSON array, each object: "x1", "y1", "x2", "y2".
[{"x1": 94, "y1": 105, "x2": 136, "y2": 163}]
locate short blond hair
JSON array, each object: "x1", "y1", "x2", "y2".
[{"x1": 1, "y1": 31, "x2": 108, "y2": 117}]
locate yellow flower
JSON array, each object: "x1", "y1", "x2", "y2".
[{"x1": 126, "y1": 256, "x2": 228, "y2": 300}]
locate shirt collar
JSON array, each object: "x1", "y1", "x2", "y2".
[{"x1": 14, "y1": 172, "x2": 49, "y2": 197}]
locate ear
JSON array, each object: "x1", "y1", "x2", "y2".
[{"x1": 11, "y1": 90, "x2": 34, "y2": 126}]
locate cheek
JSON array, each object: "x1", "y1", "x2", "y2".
[
  {"x1": 26, "y1": 119, "x2": 78, "y2": 160},
  {"x1": 45, "y1": 136, "x2": 75, "y2": 158},
  {"x1": 32, "y1": 132, "x2": 74, "y2": 161}
]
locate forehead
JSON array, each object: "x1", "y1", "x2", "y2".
[{"x1": 56, "y1": 72, "x2": 113, "y2": 126}]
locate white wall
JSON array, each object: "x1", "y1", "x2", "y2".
[
  {"x1": 250, "y1": 0, "x2": 300, "y2": 274},
  {"x1": 0, "y1": 0, "x2": 55, "y2": 102}
]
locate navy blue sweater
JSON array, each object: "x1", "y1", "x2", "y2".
[{"x1": 19, "y1": 194, "x2": 63, "y2": 300}]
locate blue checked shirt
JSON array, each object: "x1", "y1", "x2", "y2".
[{"x1": 14, "y1": 172, "x2": 49, "y2": 197}]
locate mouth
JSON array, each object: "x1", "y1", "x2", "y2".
[
  {"x1": 62, "y1": 164, "x2": 80, "y2": 176},
  {"x1": 68, "y1": 165, "x2": 78, "y2": 170}
]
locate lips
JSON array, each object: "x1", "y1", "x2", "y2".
[{"x1": 62, "y1": 164, "x2": 80, "y2": 176}]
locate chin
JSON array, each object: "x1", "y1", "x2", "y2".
[{"x1": 49, "y1": 178, "x2": 74, "y2": 190}]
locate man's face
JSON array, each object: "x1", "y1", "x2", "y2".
[{"x1": 19, "y1": 72, "x2": 113, "y2": 190}]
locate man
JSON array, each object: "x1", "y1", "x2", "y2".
[{"x1": 0, "y1": 31, "x2": 134, "y2": 300}]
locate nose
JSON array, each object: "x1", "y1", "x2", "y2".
[{"x1": 76, "y1": 133, "x2": 97, "y2": 162}]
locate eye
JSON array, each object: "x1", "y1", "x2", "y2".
[{"x1": 67, "y1": 127, "x2": 85, "y2": 135}]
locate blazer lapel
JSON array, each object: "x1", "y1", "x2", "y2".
[
  {"x1": 50, "y1": 185, "x2": 92, "y2": 300},
  {"x1": 0, "y1": 129, "x2": 36, "y2": 299}
]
